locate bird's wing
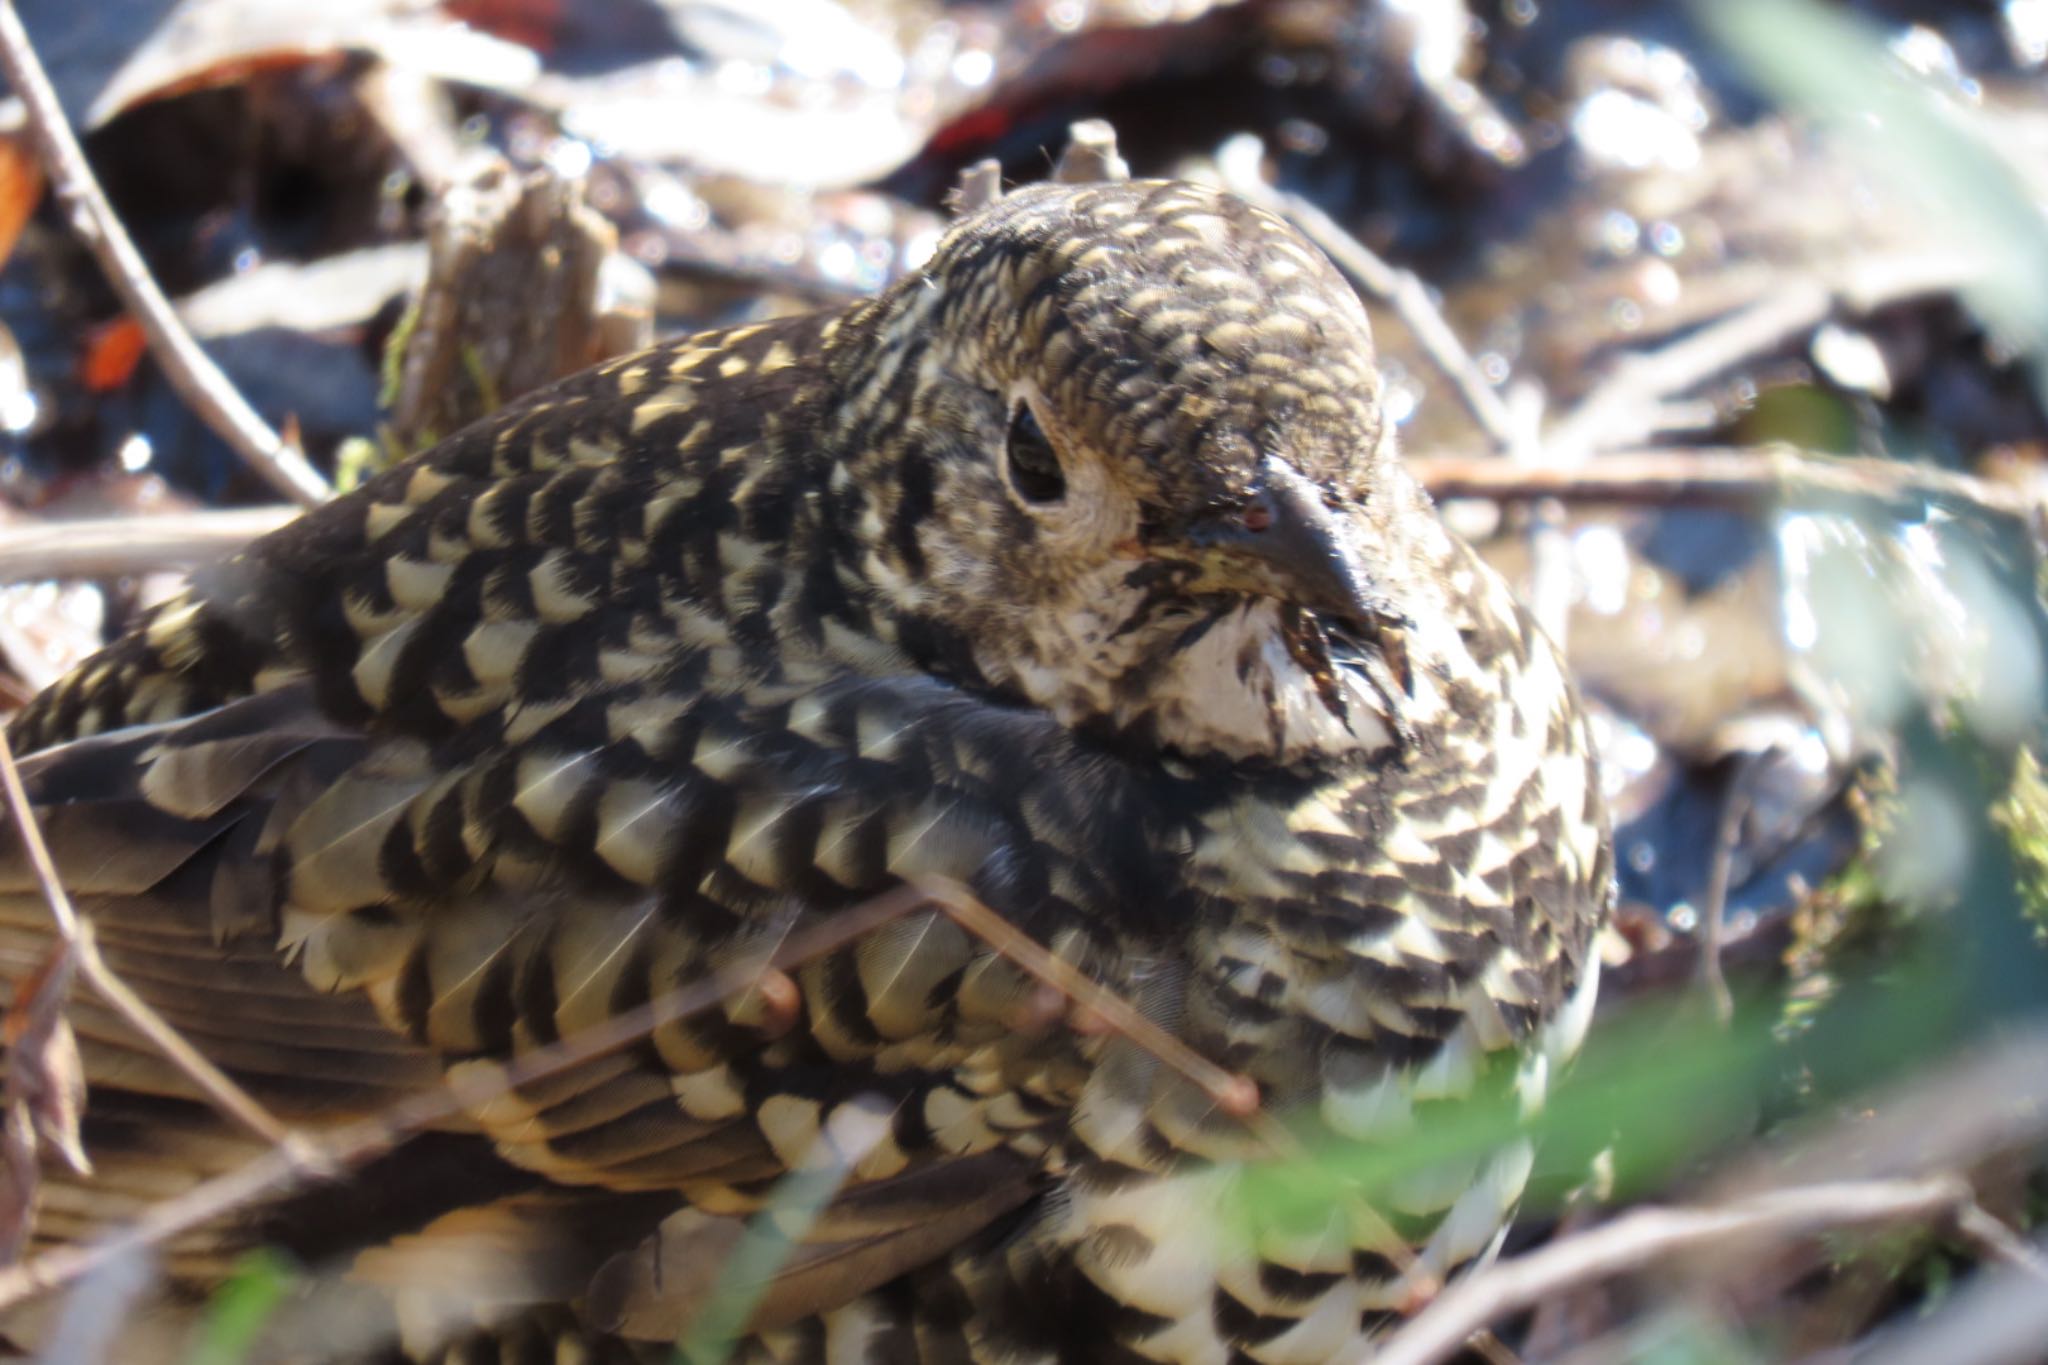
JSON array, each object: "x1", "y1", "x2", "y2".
[
  {"x1": 0, "y1": 654, "x2": 1169, "y2": 1318},
  {"x1": 0, "y1": 306, "x2": 1195, "y2": 1341}
]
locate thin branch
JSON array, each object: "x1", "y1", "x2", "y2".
[
  {"x1": 0, "y1": 730, "x2": 296, "y2": 1151},
  {"x1": 0, "y1": 508, "x2": 294, "y2": 583},
  {"x1": 1710, "y1": 1026, "x2": 2048, "y2": 1212},
  {"x1": 1373, "y1": 1176, "x2": 1988, "y2": 1365},
  {"x1": 1693, "y1": 759, "x2": 1752, "y2": 1027},
  {"x1": 1405, "y1": 446, "x2": 2037, "y2": 522},
  {"x1": 0, "y1": 886, "x2": 927, "y2": 1312},
  {"x1": 0, "y1": 447, "x2": 2026, "y2": 594},
  {"x1": 1545, "y1": 249, "x2": 1981, "y2": 461},
  {"x1": 0, "y1": 2, "x2": 330, "y2": 507},
  {"x1": 914, "y1": 877, "x2": 1261, "y2": 1122},
  {"x1": 1547, "y1": 283, "x2": 1834, "y2": 462},
  {"x1": 1853, "y1": 1231, "x2": 2048, "y2": 1365},
  {"x1": 0, "y1": 1131, "x2": 302, "y2": 1310},
  {"x1": 0, "y1": 879, "x2": 1274, "y2": 1313},
  {"x1": 1952, "y1": 1202, "x2": 2048, "y2": 1285}
]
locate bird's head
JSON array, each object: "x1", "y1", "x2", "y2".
[{"x1": 824, "y1": 180, "x2": 1461, "y2": 765}]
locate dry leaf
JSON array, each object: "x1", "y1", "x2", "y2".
[
  {"x1": 3, "y1": 947, "x2": 90, "y2": 1177},
  {"x1": 80, "y1": 317, "x2": 146, "y2": 392},
  {"x1": 86, "y1": 0, "x2": 539, "y2": 127},
  {"x1": 0, "y1": 133, "x2": 45, "y2": 274}
]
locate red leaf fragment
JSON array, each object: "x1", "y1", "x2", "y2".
[
  {"x1": 444, "y1": 0, "x2": 563, "y2": 55},
  {"x1": 0, "y1": 134, "x2": 45, "y2": 274},
  {"x1": 80, "y1": 318, "x2": 146, "y2": 393}
]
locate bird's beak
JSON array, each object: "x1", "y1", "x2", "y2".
[{"x1": 1183, "y1": 456, "x2": 1414, "y2": 693}]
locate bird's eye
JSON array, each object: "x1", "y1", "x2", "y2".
[{"x1": 1005, "y1": 401, "x2": 1066, "y2": 504}]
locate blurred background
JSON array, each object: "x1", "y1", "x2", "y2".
[{"x1": 7, "y1": 1, "x2": 2048, "y2": 1360}]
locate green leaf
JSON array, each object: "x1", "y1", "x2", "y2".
[{"x1": 184, "y1": 1249, "x2": 295, "y2": 1365}]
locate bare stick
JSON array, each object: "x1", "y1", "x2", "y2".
[
  {"x1": 905, "y1": 881, "x2": 1487, "y2": 1339},
  {"x1": 0, "y1": 885, "x2": 928, "y2": 1311},
  {"x1": 0, "y1": 1133, "x2": 303, "y2": 1309},
  {"x1": 1547, "y1": 284, "x2": 1832, "y2": 461},
  {"x1": 1, "y1": 445, "x2": 2025, "y2": 595},
  {"x1": 1279, "y1": 195, "x2": 1526, "y2": 457},
  {"x1": 1952, "y1": 1202, "x2": 2048, "y2": 1285},
  {"x1": 0, "y1": 878, "x2": 1276, "y2": 1312},
  {"x1": 0, "y1": 446, "x2": 2025, "y2": 597},
  {"x1": 915, "y1": 877, "x2": 1261, "y2": 1121},
  {"x1": 0, "y1": 508, "x2": 295, "y2": 583},
  {"x1": 1854, "y1": 1231, "x2": 2048, "y2": 1365},
  {"x1": 1546, "y1": 249, "x2": 1980, "y2": 461},
  {"x1": 0, "y1": 730, "x2": 297, "y2": 1151},
  {"x1": 1693, "y1": 760, "x2": 1750, "y2": 1026},
  {"x1": 1374, "y1": 1176, "x2": 1990, "y2": 1365},
  {"x1": 1405, "y1": 446, "x2": 2036, "y2": 522},
  {"x1": 0, "y1": 2, "x2": 330, "y2": 507},
  {"x1": 1712, "y1": 1026, "x2": 2048, "y2": 1205}
]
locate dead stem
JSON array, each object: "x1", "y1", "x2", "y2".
[
  {"x1": 0, "y1": 1, "x2": 330, "y2": 507},
  {"x1": 1407, "y1": 446, "x2": 2037, "y2": 522},
  {"x1": 0, "y1": 878, "x2": 1275, "y2": 1316},
  {"x1": 0, "y1": 508, "x2": 296, "y2": 583},
  {"x1": 1694, "y1": 759, "x2": 1751, "y2": 1027},
  {"x1": 1374, "y1": 1175, "x2": 2011, "y2": 1365}
]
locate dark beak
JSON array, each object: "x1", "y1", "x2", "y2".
[{"x1": 1187, "y1": 456, "x2": 1414, "y2": 693}]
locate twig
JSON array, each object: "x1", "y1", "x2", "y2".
[
  {"x1": 0, "y1": 730, "x2": 297, "y2": 1152},
  {"x1": 1545, "y1": 249, "x2": 1981, "y2": 461},
  {"x1": 1547, "y1": 284, "x2": 1834, "y2": 462},
  {"x1": 1693, "y1": 759, "x2": 1752, "y2": 1027},
  {"x1": 1952, "y1": 1202, "x2": 2048, "y2": 1285},
  {"x1": 1710, "y1": 1025, "x2": 2048, "y2": 1213},
  {"x1": 1852, "y1": 1231, "x2": 2048, "y2": 1365},
  {"x1": 31, "y1": 1238, "x2": 152, "y2": 1365},
  {"x1": 0, "y1": 885, "x2": 927, "y2": 1312},
  {"x1": 1373, "y1": 1176, "x2": 1988, "y2": 1365},
  {"x1": 912, "y1": 880, "x2": 1511, "y2": 1347},
  {"x1": 1404, "y1": 446, "x2": 2037, "y2": 523},
  {"x1": 0, "y1": 447, "x2": 2027, "y2": 595},
  {"x1": 0, "y1": 1, "x2": 330, "y2": 508},
  {"x1": 1, "y1": 923, "x2": 78, "y2": 1260},
  {"x1": 914, "y1": 877, "x2": 1260, "y2": 1122},
  {"x1": 0, "y1": 508, "x2": 295, "y2": 583},
  {"x1": 0, "y1": 879, "x2": 1273, "y2": 1313}
]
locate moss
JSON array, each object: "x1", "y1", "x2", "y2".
[
  {"x1": 1781, "y1": 769, "x2": 1907, "y2": 1033},
  {"x1": 1992, "y1": 745, "x2": 2048, "y2": 942}
]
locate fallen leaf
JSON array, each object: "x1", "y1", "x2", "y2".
[
  {"x1": 0, "y1": 134, "x2": 45, "y2": 273},
  {"x1": 87, "y1": 0, "x2": 540, "y2": 127},
  {"x1": 3, "y1": 946, "x2": 90, "y2": 1177},
  {"x1": 80, "y1": 317, "x2": 147, "y2": 393}
]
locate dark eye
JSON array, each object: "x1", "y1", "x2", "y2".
[{"x1": 1005, "y1": 401, "x2": 1066, "y2": 504}]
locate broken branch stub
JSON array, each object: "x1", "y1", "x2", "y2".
[{"x1": 387, "y1": 151, "x2": 648, "y2": 457}]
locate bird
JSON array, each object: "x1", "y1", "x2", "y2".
[{"x1": 0, "y1": 177, "x2": 1611, "y2": 1363}]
